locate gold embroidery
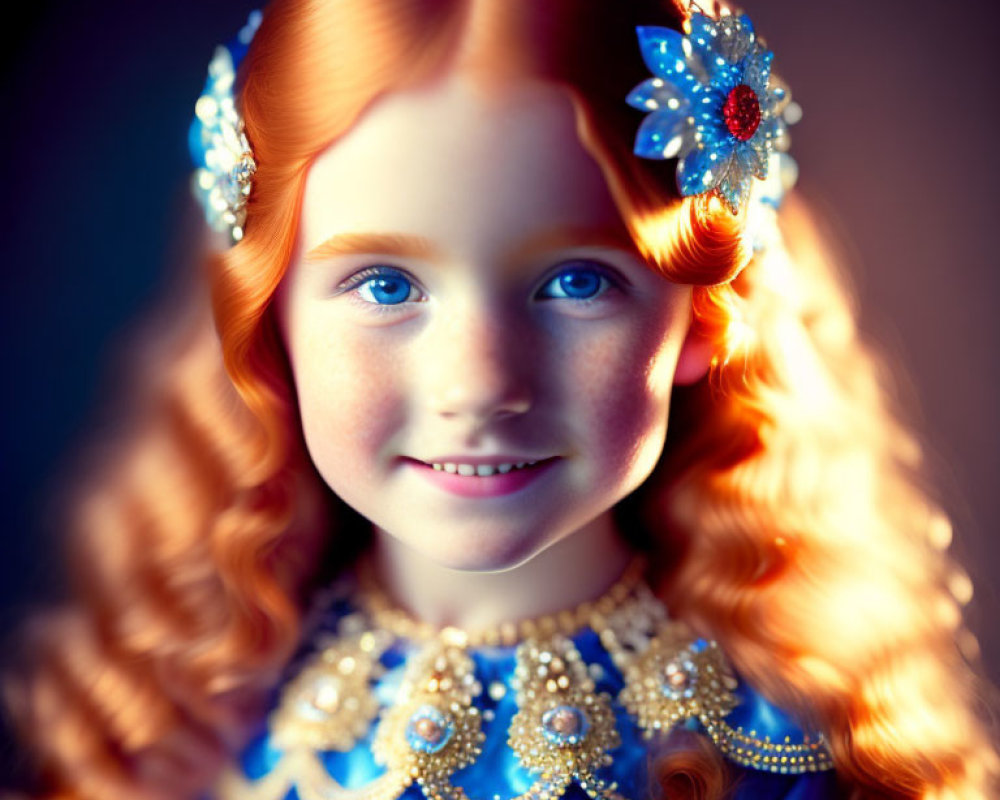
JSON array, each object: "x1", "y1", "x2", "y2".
[
  {"x1": 215, "y1": 574, "x2": 834, "y2": 800},
  {"x1": 702, "y1": 718, "x2": 835, "y2": 773},
  {"x1": 509, "y1": 637, "x2": 623, "y2": 800},
  {"x1": 372, "y1": 643, "x2": 485, "y2": 800},
  {"x1": 602, "y1": 585, "x2": 738, "y2": 737},
  {"x1": 270, "y1": 619, "x2": 390, "y2": 752}
]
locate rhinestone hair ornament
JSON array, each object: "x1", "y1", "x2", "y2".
[
  {"x1": 627, "y1": 5, "x2": 800, "y2": 215},
  {"x1": 188, "y1": 7, "x2": 798, "y2": 241},
  {"x1": 189, "y1": 11, "x2": 262, "y2": 244}
]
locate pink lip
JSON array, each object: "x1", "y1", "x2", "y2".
[{"x1": 404, "y1": 457, "x2": 559, "y2": 498}]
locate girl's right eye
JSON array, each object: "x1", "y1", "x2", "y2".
[{"x1": 342, "y1": 267, "x2": 424, "y2": 306}]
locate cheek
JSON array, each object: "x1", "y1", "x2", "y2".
[
  {"x1": 289, "y1": 321, "x2": 408, "y2": 487},
  {"x1": 563, "y1": 314, "x2": 681, "y2": 478}
]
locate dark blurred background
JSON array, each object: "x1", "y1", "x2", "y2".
[{"x1": 1, "y1": 0, "x2": 998, "y2": 786}]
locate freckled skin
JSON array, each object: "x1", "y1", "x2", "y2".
[{"x1": 277, "y1": 73, "x2": 703, "y2": 572}]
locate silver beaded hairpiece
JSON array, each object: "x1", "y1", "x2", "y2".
[{"x1": 189, "y1": 11, "x2": 262, "y2": 243}]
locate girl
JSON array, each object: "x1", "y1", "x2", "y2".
[{"x1": 6, "y1": 1, "x2": 997, "y2": 798}]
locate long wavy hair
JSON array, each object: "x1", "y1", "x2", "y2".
[{"x1": 7, "y1": 1, "x2": 998, "y2": 798}]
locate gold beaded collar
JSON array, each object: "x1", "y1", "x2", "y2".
[
  {"x1": 355, "y1": 557, "x2": 647, "y2": 649},
  {"x1": 215, "y1": 562, "x2": 834, "y2": 800}
]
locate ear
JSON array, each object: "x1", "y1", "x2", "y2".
[{"x1": 673, "y1": 323, "x2": 714, "y2": 386}]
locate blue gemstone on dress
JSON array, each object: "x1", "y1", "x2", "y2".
[
  {"x1": 405, "y1": 705, "x2": 454, "y2": 754},
  {"x1": 540, "y1": 705, "x2": 589, "y2": 747}
]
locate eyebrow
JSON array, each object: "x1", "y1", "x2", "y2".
[
  {"x1": 305, "y1": 232, "x2": 442, "y2": 262},
  {"x1": 304, "y1": 225, "x2": 638, "y2": 265}
]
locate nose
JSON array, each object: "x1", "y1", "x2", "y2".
[{"x1": 424, "y1": 304, "x2": 533, "y2": 423}]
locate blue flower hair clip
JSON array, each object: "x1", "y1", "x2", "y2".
[
  {"x1": 627, "y1": 8, "x2": 797, "y2": 215},
  {"x1": 189, "y1": 11, "x2": 262, "y2": 243}
]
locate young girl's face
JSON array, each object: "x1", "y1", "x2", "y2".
[{"x1": 278, "y1": 74, "x2": 704, "y2": 571}]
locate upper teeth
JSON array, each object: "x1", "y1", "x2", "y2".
[{"x1": 430, "y1": 460, "x2": 538, "y2": 476}]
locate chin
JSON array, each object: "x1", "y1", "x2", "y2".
[{"x1": 423, "y1": 533, "x2": 550, "y2": 574}]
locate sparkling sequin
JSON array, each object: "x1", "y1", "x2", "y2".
[
  {"x1": 628, "y1": 11, "x2": 795, "y2": 214},
  {"x1": 723, "y1": 85, "x2": 761, "y2": 141},
  {"x1": 189, "y1": 13, "x2": 261, "y2": 242},
  {"x1": 488, "y1": 680, "x2": 508, "y2": 701}
]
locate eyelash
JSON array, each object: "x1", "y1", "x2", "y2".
[
  {"x1": 337, "y1": 266, "x2": 426, "y2": 309},
  {"x1": 337, "y1": 261, "x2": 622, "y2": 309}
]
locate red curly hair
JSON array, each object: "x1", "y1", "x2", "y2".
[{"x1": 6, "y1": 1, "x2": 997, "y2": 798}]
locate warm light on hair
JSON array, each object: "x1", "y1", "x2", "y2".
[{"x1": 5, "y1": 1, "x2": 997, "y2": 798}]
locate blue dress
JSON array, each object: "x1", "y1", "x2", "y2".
[{"x1": 211, "y1": 576, "x2": 841, "y2": 800}]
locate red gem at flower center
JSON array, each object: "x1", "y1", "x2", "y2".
[{"x1": 723, "y1": 84, "x2": 761, "y2": 142}]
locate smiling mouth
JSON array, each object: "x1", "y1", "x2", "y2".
[
  {"x1": 405, "y1": 456, "x2": 559, "y2": 498},
  {"x1": 413, "y1": 457, "x2": 557, "y2": 477}
]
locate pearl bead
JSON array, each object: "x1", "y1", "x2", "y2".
[
  {"x1": 415, "y1": 717, "x2": 444, "y2": 744},
  {"x1": 548, "y1": 707, "x2": 581, "y2": 735}
]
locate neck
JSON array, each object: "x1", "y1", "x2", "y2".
[{"x1": 369, "y1": 512, "x2": 634, "y2": 631}]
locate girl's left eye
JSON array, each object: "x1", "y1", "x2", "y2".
[
  {"x1": 346, "y1": 267, "x2": 424, "y2": 306},
  {"x1": 537, "y1": 262, "x2": 615, "y2": 301}
]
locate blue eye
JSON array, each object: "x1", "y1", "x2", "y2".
[
  {"x1": 538, "y1": 262, "x2": 612, "y2": 301},
  {"x1": 350, "y1": 268, "x2": 422, "y2": 305}
]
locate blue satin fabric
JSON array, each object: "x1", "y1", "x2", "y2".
[{"x1": 236, "y1": 603, "x2": 842, "y2": 800}]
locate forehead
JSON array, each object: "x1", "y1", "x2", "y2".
[{"x1": 300, "y1": 74, "x2": 628, "y2": 260}]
